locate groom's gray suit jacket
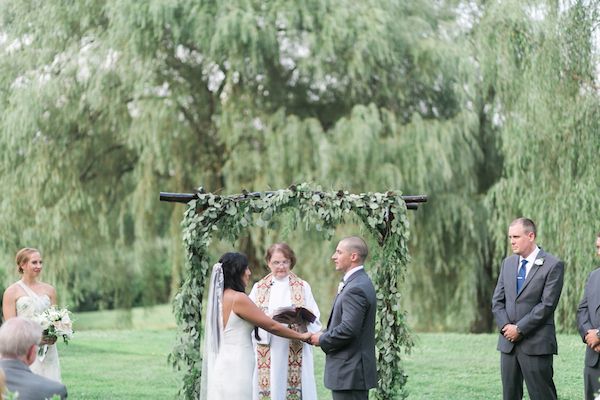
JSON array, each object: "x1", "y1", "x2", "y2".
[
  {"x1": 492, "y1": 249, "x2": 564, "y2": 355},
  {"x1": 577, "y1": 267, "x2": 600, "y2": 367},
  {"x1": 0, "y1": 358, "x2": 67, "y2": 400},
  {"x1": 320, "y1": 269, "x2": 377, "y2": 391}
]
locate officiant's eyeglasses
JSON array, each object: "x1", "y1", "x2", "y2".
[{"x1": 271, "y1": 260, "x2": 291, "y2": 267}]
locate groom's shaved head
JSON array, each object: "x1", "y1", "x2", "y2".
[{"x1": 340, "y1": 236, "x2": 368, "y2": 263}]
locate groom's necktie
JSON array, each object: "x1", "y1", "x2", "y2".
[{"x1": 516, "y1": 259, "x2": 527, "y2": 293}]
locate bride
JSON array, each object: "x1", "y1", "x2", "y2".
[
  {"x1": 200, "y1": 252, "x2": 312, "y2": 400},
  {"x1": 2, "y1": 248, "x2": 62, "y2": 382}
]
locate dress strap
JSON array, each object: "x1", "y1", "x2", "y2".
[
  {"x1": 16, "y1": 280, "x2": 49, "y2": 312},
  {"x1": 17, "y1": 280, "x2": 41, "y2": 299}
]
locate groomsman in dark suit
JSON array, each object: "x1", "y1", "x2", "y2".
[
  {"x1": 0, "y1": 317, "x2": 68, "y2": 400},
  {"x1": 492, "y1": 217, "x2": 565, "y2": 400},
  {"x1": 310, "y1": 236, "x2": 377, "y2": 400},
  {"x1": 576, "y1": 232, "x2": 600, "y2": 400}
]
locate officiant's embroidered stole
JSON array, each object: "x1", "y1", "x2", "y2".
[{"x1": 255, "y1": 272, "x2": 304, "y2": 400}]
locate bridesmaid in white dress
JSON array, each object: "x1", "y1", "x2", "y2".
[
  {"x1": 200, "y1": 252, "x2": 312, "y2": 400},
  {"x1": 2, "y1": 248, "x2": 62, "y2": 382}
]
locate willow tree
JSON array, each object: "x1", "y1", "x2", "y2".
[
  {"x1": 0, "y1": 0, "x2": 468, "y2": 315},
  {"x1": 0, "y1": 1, "x2": 184, "y2": 309},
  {"x1": 476, "y1": 0, "x2": 600, "y2": 331},
  {"x1": 309, "y1": 0, "x2": 600, "y2": 334},
  {"x1": 3, "y1": 0, "x2": 595, "y2": 361}
]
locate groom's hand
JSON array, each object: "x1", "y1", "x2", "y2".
[
  {"x1": 300, "y1": 332, "x2": 312, "y2": 343},
  {"x1": 310, "y1": 332, "x2": 322, "y2": 346}
]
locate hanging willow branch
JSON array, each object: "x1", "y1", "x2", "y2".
[{"x1": 162, "y1": 183, "x2": 427, "y2": 399}]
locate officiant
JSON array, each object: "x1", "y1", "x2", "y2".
[{"x1": 249, "y1": 243, "x2": 322, "y2": 400}]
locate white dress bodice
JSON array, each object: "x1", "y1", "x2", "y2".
[
  {"x1": 16, "y1": 294, "x2": 50, "y2": 317},
  {"x1": 208, "y1": 311, "x2": 255, "y2": 399},
  {"x1": 15, "y1": 281, "x2": 62, "y2": 382}
]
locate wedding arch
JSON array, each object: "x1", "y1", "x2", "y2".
[{"x1": 160, "y1": 183, "x2": 427, "y2": 399}]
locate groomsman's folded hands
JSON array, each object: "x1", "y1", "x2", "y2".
[{"x1": 584, "y1": 329, "x2": 600, "y2": 352}]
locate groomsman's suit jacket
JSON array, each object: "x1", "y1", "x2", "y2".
[
  {"x1": 0, "y1": 358, "x2": 68, "y2": 400},
  {"x1": 577, "y1": 267, "x2": 600, "y2": 367},
  {"x1": 492, "y1": 249, "x2": 564, "y2": 355},
  {"x1": 319, "y1": 269, "x2": 377, "y2": 391}
]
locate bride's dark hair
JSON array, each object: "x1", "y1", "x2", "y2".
[{"x1": 219, "y1": 252, "x2": 248, "y2": 292}]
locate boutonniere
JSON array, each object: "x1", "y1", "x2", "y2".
[
  {"x1": 534, "y1": 258, "x2": 544, "y2": 266},
  {"x1": 337, "y1": 281, "x2": 345, "y2": 294}
]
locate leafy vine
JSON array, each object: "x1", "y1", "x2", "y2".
[{"x1": 170, "y1": 183, "x2": 413, "y2": 399}]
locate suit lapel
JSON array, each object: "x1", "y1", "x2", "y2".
[
  {"x1": 591, "y1": 270, "x2": 600, "y2": 322},
  {"x1": 517, "y1": 250, "x2": 545, "y2": 297},
  {"x1": 327, "y1": 292, "x2": 340, "y2": 328},
  {"x1": 508, "y1": 256, "x2": 519, "y2": 299},
  {"x1": 326, "y1": 270, "x2": 365, "y2": 328}
]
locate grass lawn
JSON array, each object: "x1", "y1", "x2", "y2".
[
  {"x1": 403, "y1": 333, "x2": 585, "y2": 400},
  {"x1": 61, "y1": 329, "x2": 180, "y2": 399},
  {"x1": 63, "y1": 306, "x2": 587, "y2": 399},
  {"x1": 62, "y1": 305, "x2": 179, "y2": 399}
]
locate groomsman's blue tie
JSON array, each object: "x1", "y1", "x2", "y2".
[{"x1": 516, "y1": 259, "x2": 527, "y2": 293}]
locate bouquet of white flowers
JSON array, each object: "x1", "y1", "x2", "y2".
[{"x1": 33, "y1": 306, "x2": 74, "y2": 357}]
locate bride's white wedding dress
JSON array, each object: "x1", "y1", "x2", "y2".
[
  {"x1": 15, "y1": 280, "x2": 62, "y2": 382},
  {"x1": 208, "y1": 310, "x2": 255, "y2": 399}
]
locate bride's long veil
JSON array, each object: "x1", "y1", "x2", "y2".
[{"x1": 199, "y1": 263, "x2": 224, "y2": 400}]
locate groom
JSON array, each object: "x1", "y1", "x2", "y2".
[
  {"x1": 310, "y1": 236, "x2": 377, "y2": 400},
  {"x1": 491, "y1": 217, "x2": 564, "y2": 400}
]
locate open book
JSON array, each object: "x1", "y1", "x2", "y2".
[{"x1": 272, "y1": 306, "x2": 317, "y2": 329}]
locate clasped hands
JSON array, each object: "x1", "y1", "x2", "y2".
[
  {"x1": 297, "y1": 331, "x2": 322, "y2": 346},
  {"x1": 501, "y1": 324, "x2": 521, "y2": 343},
  {"x1": 584, "y1": 329, "x2": 600, "y2": 353},
  {"x1": 308, "y1": 332, "x2": 322, "y2": 346},
  {"x1": 281, "y1": 316, "x2": 321, "y2": 345}
]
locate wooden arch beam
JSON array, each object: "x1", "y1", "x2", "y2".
[{"x1": 160, "y1": 190, "x2": 428, "y2": 210}]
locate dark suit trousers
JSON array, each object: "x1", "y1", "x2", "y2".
[
  {"x1": 332, "y1": 389, "x2": 369, "y2": 400},
  {"x1": 501, "y1": 347, "x2": 556, "y2": 400},
  {"x1": 584, "y1": 364, "x2": 600, "y2": 400}
]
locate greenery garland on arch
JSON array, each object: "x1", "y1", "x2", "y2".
[{"x1": 168, "y1": 183, "x2": 418, "y2": 399}]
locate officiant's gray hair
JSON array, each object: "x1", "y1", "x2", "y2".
[
  {"x1": 341, "y1": 236, "x2": 368, "y2": 263},
  {"x1": 0, "y1": 317, "x2": 42, "y2": 358},
  {"x1": 265, "y1": 243, "x2": 297, "y2": 269}
]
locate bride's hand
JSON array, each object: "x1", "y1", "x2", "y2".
[
  {"x1": 40, "y1": 335, "x2": 57, "y2": 345},
  {"x1": 300, "y1": 332, "x2": 312, "y2": 344}
]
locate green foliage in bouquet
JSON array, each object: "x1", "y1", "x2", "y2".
[{"x1": 171, "y1": 183, "x2": 412, "y2": 399}]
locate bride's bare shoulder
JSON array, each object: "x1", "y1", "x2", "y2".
[{"x1": 224, "y1": 289, "x2": 250, "y2": 302}]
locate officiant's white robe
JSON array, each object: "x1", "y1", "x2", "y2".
[{"x1": 249, "y1": 275, "x2": 322, "y2": 400}]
